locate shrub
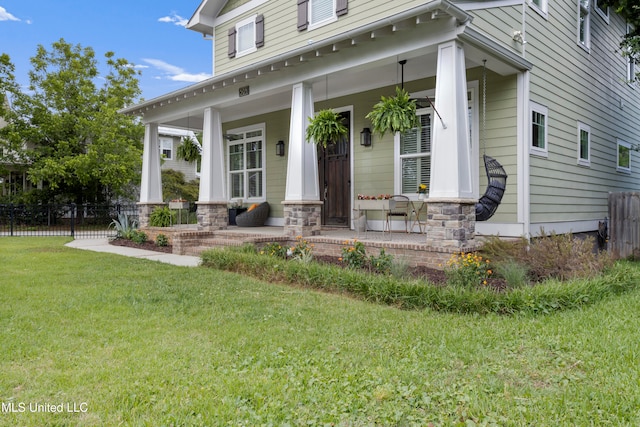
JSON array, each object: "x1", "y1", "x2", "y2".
[
  {"x1": 131, "y1": 230, "x2": 148, "y2": 244},
  {"x1": 110, "y1": 213, "x2": 138, "y2": 239},
  {"x1": 289, "y1": 236, "x2": 314, "y2": 263},
  {"x1": 480, "y1": 232, "x2": 614, "y2": 284},
  {"x1": 340, "y1": 240, "x2": 367, "y2": 269},
  {"x1": 156, "y1": 234, "x2": 169, "y2": 247},
  {"x1": 369, "y1": 248, "x2": 394, "y2": 275},
  {"x1": 199, "y1": 248, "x2": 640, "y2": 315},
  {"x1": 494, "y1": 259, "x2": 529, "y2": 288},
  {"x1": 259, "y1": 242, "x2": 288, "y2": 259},
  {"x1": 444, "y1": 252, "x2": 493, "y2": 288},
  {"x1": 149, "y1": 206, "x2": 172, "y2": 227},
  {"x1": 526, "y1": 230, "x2": 613, "y2": 282}
]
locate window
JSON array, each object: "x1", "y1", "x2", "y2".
[
  {"x1": 298, "y1": 0, "x2": 348, "y2": 31},
  {"x1": 578, "y1": 0, "x2": 591, "y2": 50},
  {"x1": 228, "y1": 15, "x2": 264, "y2": 58},
  {"x1": 159, "y1": 137, "x2": 173, "y2": 160},
  {"x1": 530, "y1": 0, "x2": 548, "y2": 18},
  {"x1": 617, "y1": 139, "x2": 631, "y2": 172},
  {"x1": 594, "y1": 0, "x2": 609, "y2": 22},
  {"x1": 577, "y1": 122, "x2": 590, "y2": 166},
  {"x1": 530, "y1": 102, "x2": 548, "y2": 156},
  {"x1": 400, "y1": 110, "x2": 432, "y2": 195},
  {"x1": 227, "y1": 126, "x2": 265, "y2": 200}
]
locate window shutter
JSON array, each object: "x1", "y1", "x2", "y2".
[
  {"x1": 255, "y1": 14, "x2": 264, "y2": 48},
  {"x1": 336, "y1": 0, "x2": 348, "y2": 16},
  {"x1": 297, "y1": 0, "x2": 309, "y2": 31},
  {"x1": 228, "y1": 27, "x2": 236, "y2": 58}
]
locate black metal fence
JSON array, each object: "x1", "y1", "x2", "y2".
[{"x1": 0, "y1": 203, "x2": 139, "y2": 238}]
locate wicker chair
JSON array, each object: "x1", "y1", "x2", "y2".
[{"x1": 235, "y1": 202, "x2": 270, "y2": 227}]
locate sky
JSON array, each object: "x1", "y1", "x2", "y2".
[{"x1": 0, "y1": 1, "x2": 212, "y2": 101}]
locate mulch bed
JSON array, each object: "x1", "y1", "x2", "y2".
[
  {"x1": 109, "y1": 239, "x2": 508, "y2": 289},
  {"x1": 110, "y1": 238, "x2": 173, "y2": 254}
]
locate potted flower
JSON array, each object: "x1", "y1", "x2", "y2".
[
  {"x1": 365, "y1": 86, "x2": 420, "y2": 138},
  {"x1": 418, "y1": 183, "x2": 428, "y2": 200},
  {"x1": 305, "y1": 109, "x2": 348, "y2": 148}
]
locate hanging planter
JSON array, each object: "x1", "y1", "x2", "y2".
[
  {"x1": 305, "y1": 109, "x2": 348, "y2": 148},
  {"x1": 176, "y1": 135, "x2": 202, "y2": 163},
  {"x1": 365, "y1": 86, "x2": 420, "y2": 138}
]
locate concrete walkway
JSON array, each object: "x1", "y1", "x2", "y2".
[{"x1": 65, "y1": 238, "x2": 201, "y2": 267}]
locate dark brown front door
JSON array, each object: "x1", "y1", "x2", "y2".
[{"x1": 318, "y1": 111, "x2": 350, "y2": 226}]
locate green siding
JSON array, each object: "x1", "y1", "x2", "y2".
[
  {"x1": 525, "y1": 0, "x2": 640, "y2": 224},
  {"x1": 215, "y1": 0, "x2": 453, "y2": 76}
]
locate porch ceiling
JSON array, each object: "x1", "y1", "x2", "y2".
[{"x1": 123, "y1": 1, "x2": 531, "y2": 131}]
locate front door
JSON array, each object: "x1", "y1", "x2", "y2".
[{"x1": 318, "y1": 111, "x2": 350, "y2": 226}]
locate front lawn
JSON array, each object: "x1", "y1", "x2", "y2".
[{"x1": 1, "y1": 237, "x2": 639, "y2": 425}]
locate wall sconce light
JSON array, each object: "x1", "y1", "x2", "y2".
[
  {"x1": 360, "y1": 127, "x2": 372, "y2": 147},
  {"x1": 276, "y1": 140, "x2": 285, "y2": 156}
]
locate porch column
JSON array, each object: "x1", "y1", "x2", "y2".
[
  {"x1": 283, "y1": 82, "x2": 322, "y2": 236},
  {"x1": 427, "y1": 40, "x2": 477, "y2": 250},
  {"x1": 197, "y1": 107, "x2": 229, "y2": 230},
  {"x1": 138, "y1": 122, "x2": 164, "y2": 228}
]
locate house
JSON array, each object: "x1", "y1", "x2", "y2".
[
  {"x1": 158, "y1": 126, "x2": 201, "y2": 183},
  {"x1": 121, "y1": 0, "x2": 640, "y2": 251},
  {"x1": 0, "y1": 95, "x2": 34, "y2": 199}
]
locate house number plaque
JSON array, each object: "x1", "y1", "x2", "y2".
[{"x1": 239, "y1": 86, "x2": 250, "y2": 97}]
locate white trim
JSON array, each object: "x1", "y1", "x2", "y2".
[
  {"x1": 577, "y1": 0, "x2": 591, "y2": 52},
  {"x1": 323, "y1": 105, "x2": 354, "y2": 229},
  {"x1": 529, "y1": 101, "x2": 548, "y2": 157},
  {"x1": 594, "y1": 0, "x2": 609, "y2": 23},
  {"x1": 528, "y1": 0, "x2": 548, "y2": 19},
  {"x1": 308, "y1": 0, "x2": 338, "y2": 31},
  {"x1": 476, "y1": 222, "x2": 526, "y2": 238},
  {"x1": 577, "y1": 121, "x2": 591, "y2": 166},
  {"x1": 226, "y1": 123, "x2": 267, "y2": 202},
  {"x1": 460, "y1": 0, "x2": 523, "y2": 11},
  {"x1": 215, "y1": 0, "x2": 269, "y2": 26},
  {"x1": 235, "y1": 14, "x2": 258, "y2": 58},
  {"x1": 617, "y1": 138, "x2": 631, "y2": 173},
  {"x1": 159, "y1": 137, "x2": 173, "y2": 160},
  {"x1": 530, "y1": 219, "x2": 603, "y2": 235},
  {"x1": 517, "y1": 71, "x2": 530, "y2": 238}
]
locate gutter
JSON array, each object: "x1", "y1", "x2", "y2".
[{"x1": 121, "y1": 0, "x2": 472, "y2": 115}]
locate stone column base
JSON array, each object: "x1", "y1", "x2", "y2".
[
  {"x1": 196, "y1": 202, "x2": 228, "y2": 231},
  {"x1": 425, "y1": 198, "x2": 477, "y2": 250},
  {"x1": 137, "y1": 202, "x2": 166, "y2": 229},
  {"x1": 282, "y1": 201, "x2": 323, "y2": 237}
]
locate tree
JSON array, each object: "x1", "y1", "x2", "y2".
[
  {"x1": 0, "y1": 38, "x2": 144, "y2": 204},
  {"x1": 601, "y1": 1, "x2": 640, "y2": 67}
]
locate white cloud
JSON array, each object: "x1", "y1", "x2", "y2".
[
  {"x1": 158, "y1": 12, "x2": 188, "y2": 27},
  {"x1": 0, "y1": 6, "x2": 21, "y2": 22},
  {"x1": 142, "y1": 58, "x2": 210, "y2": 83}
]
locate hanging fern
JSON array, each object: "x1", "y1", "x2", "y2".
[
  {"x1": 305, "y1": 109, "x2": 348, "y2": 148},
  {"x1": 366, "y1": 86, "x2": 420, "y2": 138},
  {"x1": 176, "y1": 135, "x2": 201, "y2": 163}
]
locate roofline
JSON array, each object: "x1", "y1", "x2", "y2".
[{"x1": 122, "y1": 0, "x2": 473, "y2": 115}]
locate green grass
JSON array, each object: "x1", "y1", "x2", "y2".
[{"x1": 1, "y1": 238, "x2": 640, "y2": 425}]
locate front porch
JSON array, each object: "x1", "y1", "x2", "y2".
[{"x1": 144, "y1": 225, "x2": 482, "y2": 270}]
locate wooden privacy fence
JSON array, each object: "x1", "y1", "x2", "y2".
[{"x1": 609, "y1": 192, "x2": 640, "y2": 259}]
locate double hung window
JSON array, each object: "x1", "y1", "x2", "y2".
[
  {"x1": 159, "y1": 137, "x2": 173, "y2": 160},
  {"x1": 228, "y1": 126, "x2": 265, "y2": 200},
  {"x1": 399, "y1": 111, "x2": 431, "y2": 195},
  {"x1": 530, "y1": 102, "x2": 548, "y2": 157}
]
